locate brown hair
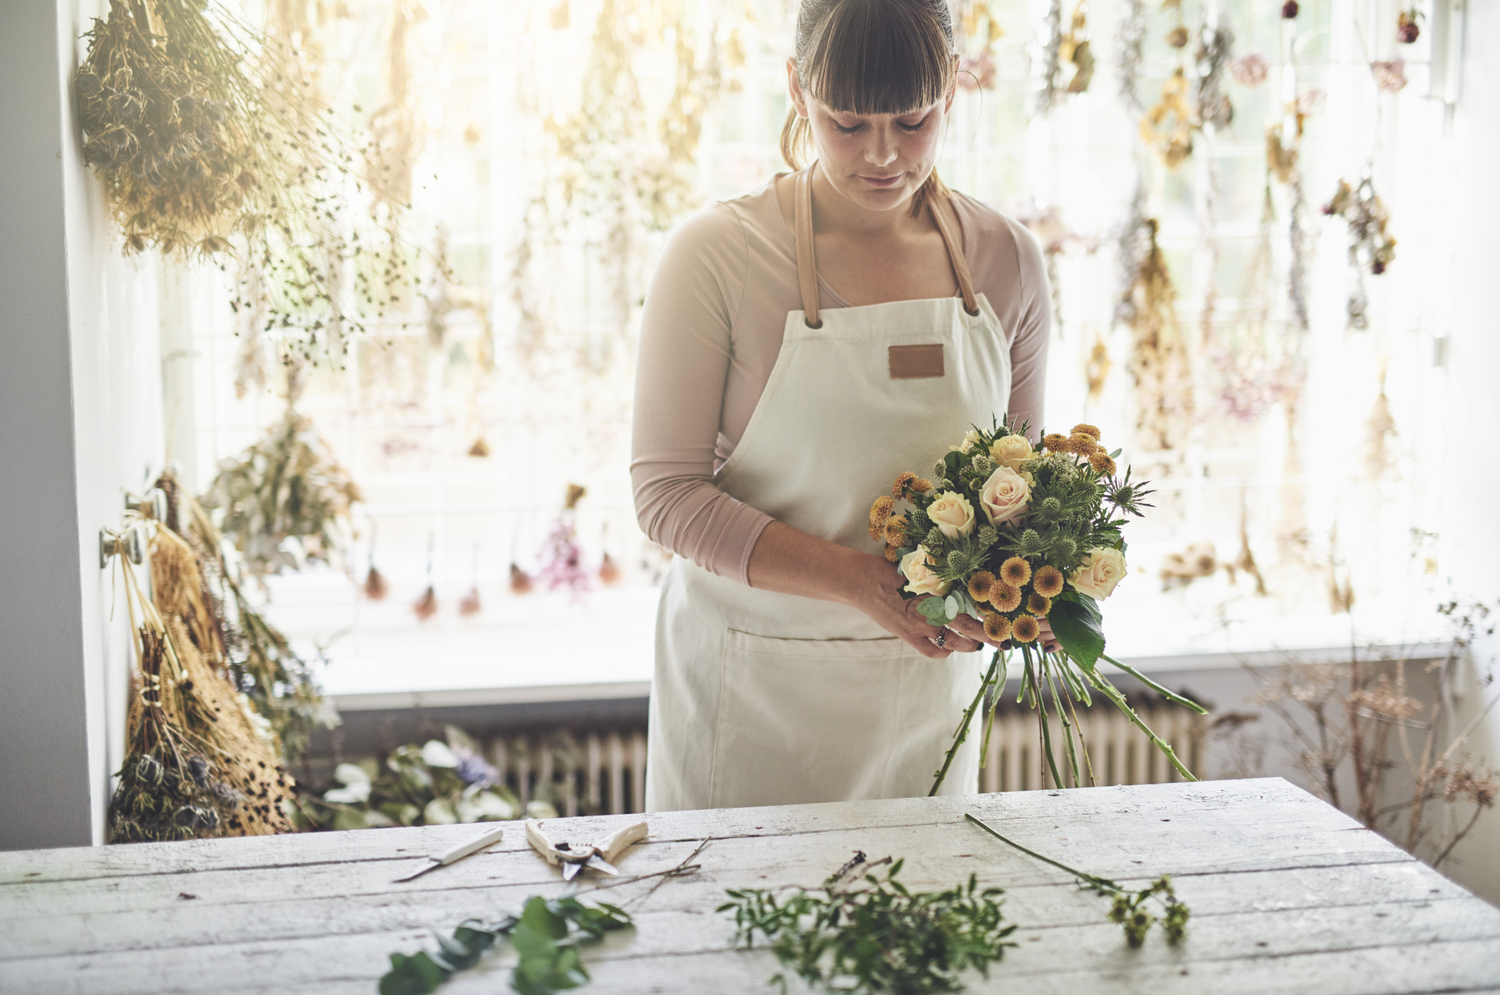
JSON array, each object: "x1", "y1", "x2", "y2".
[{"x1": 781, "y1": 0, "x2": 956, "y2": 218}]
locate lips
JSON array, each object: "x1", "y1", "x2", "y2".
[{"x1": 861, "y1": 174, "x2": 902, "y2": 187}]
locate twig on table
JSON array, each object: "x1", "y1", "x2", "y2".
[{"x1": 585, "y1": 836, "x2": 712, "y2": 909}]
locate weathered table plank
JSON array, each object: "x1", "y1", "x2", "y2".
[{"x1": 1, "y1": 779, "x2": 1497, "y2": 995}]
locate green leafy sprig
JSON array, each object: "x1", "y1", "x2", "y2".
[
  {"x1": 718, "y1": 851, "x2": 1017, "y2": 994},
  {"x1": 379, "y1": 896, "x2": 632, "y2": 995},
  {"x1": 964, "y1": 814, "x2": 1189, "y2": 947}
]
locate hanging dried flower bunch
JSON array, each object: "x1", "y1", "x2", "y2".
[
  {"x1": 538, "y1": 484, "x2": 591, "y2": 603},
  {"x1": 1323, "y1": 175, "x2": 1396, "y2": 330},
  {"x1": 1031, "y1": 0, "x2": 1064, "y2": 115},
  {"x1": 108, "y1": 516, "x2": 295, "y2": 843},
  {"x1": 1193, "y1": 14, "x2": 1235, "y2": 130},
  {"x1": 74, "y1": 0, "x2": 258, "y2": 254},
  {"x1": 74, "y1": 0, "x2": 406, "y2": 364},
  {"x1": 155, "y1": 469, "x2": 337, "y2": 763},
  {"x1": 363, "y1": 0, "x2": 425, "y2": 223},
  {"x1": 1059, "y1": 2, "x2": 1094, "y2": 94},
  {"x1": 1140, "y1": 69, "x2": 1195, "y2": 169},
  {"x1": 512, "y1": 0, "x2": 723, "y2": 384},
  {"x1": 1205, "y1": 183, "x2": 1304, "y2": 422},
  {"x1": 1121, "y1": 219, "x2": 1193, "y2": 453},
  {"x1": 1115, "y1": 0, "x2": 1146, "y2": 114},
  {"x1": 203, "y1": 404, "x2": 361, "y2": 578}
]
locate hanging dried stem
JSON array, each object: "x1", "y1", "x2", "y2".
[{"x1": 1122, "y1": 219, "x2": 1193, "y2": 452}]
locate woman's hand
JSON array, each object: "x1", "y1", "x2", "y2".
[
  {"x1": 745, "y1": 520, "x2": 1060, "y2": 659},
  {"x1": 946, "y1": 613, "x2": 1060, "y2": 654}
]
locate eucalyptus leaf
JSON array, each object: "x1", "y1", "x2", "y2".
[{"x1": 378, "y1": 897, "x2": 632, "y2": 995}]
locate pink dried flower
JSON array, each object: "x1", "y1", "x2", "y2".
[
  {"x1": 1372, "y1": 58, "x2": 1407, "y2": 93},
  {"x1": 1230, "y1": 53, "x2": 1268, "y2": 87}
]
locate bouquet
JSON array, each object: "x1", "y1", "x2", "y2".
[{"x1": 870, "y1": 418, "x2": 1205, "y2": 793}]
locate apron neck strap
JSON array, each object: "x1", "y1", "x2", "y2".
[
  {"x1": 794, "y1": 166, "x2": 822, "y2": 328},
  {"x1": 794, "y1": 164, "x2": 982, "y2": 323},
  {"x1": 928, "y1": 191, "x2": 981, "y2": 316}
]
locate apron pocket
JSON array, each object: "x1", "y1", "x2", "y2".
[{"x1": 709, "y1": 629, "x2": 970, "y2": 808}]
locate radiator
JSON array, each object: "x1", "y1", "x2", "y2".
[{"x1": 481, "y1": 701, "x2": 1205, "y2": 816}]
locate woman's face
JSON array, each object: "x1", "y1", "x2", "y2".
[{"x1": 787, "y1": 57, "x2": 954, "y2": 213}]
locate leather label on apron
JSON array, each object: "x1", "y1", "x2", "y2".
[{"x1": 888, "y1": 344, "x2": 945, "y2": 379}]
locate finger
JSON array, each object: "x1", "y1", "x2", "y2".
[
  {"x1": 907, "y1": 634, "x2": 951, "y2": 659},
  {"x1": 942, "y1": 616, "x2": 988, "y2": 652}
]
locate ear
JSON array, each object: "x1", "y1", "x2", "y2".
[{"x1": 787, "y1": 57, "x2": 810, "y2": 119}]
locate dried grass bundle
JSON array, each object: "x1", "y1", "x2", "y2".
[{"x1": 110, "y1": 530, "x2": 294, "y2": 843}]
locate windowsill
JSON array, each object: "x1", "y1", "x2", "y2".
[{"x1": 259, "y1": 570, "x2": 1454, "y2": 713}]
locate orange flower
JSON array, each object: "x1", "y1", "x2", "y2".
[
  {"x1": 1068, "y1": 433, "x2": 1100, "y2": 455},
  {"x1": 884, "y1": 544, "x2": 901, "y2": 563},
  {"x1": 892, "y1": 471, "x2": 917, "y2": 498},
  {"x1": 868, "y1": 495, "x2": 895, "y2": 540},
  {"x1": 884, "y1": 515, "x2": 909, "y2": 546},
  {"x1": 1000, "y1": 556, "x2": 1032, "y2": 587},
  {"x1": 968, "y1": 570, "x2": 997, "y2": 603},
  {"x1": 1033, "y1": 565, "x2": 1064, "y2": 598},
  {"x1": 1088, "y1": 452, "x2": 1117, "y2": 476},
  {"x1": 1071, "y1": 423, "x2": 1102, "y2": 441},
  {"x1": 983, "y1": 613, "x2": 1012, "y2": 642},
  {"x1": 990, "y1": 584, "x2": 1022, "y2": 612},
  {"x1": 1026, "y1": 592, "x2": 1052, "y2": 616},
  {"x1": 1011, "y1": 615, "x2": 1041, "y2": 643},
  {"x1": 913, "y1": 477, "x2": 934, "y2": 494},
  {"x1": 1042, "y1": 433, "x2": 1069, "y2": 453}
]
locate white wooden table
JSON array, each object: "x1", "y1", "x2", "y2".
[{"x1": 3, "y1": 778, "x2": 1499, "y2": 995}]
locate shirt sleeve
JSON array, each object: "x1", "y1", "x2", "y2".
[
  {"x1": 630, "y1": 203, "x2": 775, "y2": 583},
  {"x1": 1002, "y1": 218, "x2": 1051, "y2": 442}
]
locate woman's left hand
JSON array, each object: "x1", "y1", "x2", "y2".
[{"x1": 940, "y1": 614, "x2": 1060, "y2": 654}]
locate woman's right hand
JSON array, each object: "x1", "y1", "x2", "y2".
[{"x1": 841, "y1": 551, "x2": 987, "y2": 659}]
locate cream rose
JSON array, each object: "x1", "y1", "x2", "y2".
[
  {"x1": 978, "y1": 465, "x2": 1031, "y2": 526},
  {"x1": 990, "y1": 434, "x2": 1035, "y2": 472},
  {"x1": 1070, "y1": 548, "x2": 1128, "y2": 600},
  {"x1": 899, "y1": 546, "x2": 951, "y2": 597},
  {"x1": 927, "y1": 491, "x2": 976, "y2": 539},
  {"x1": 950, "y1": 429, "x2": 983, "y2": 453}
]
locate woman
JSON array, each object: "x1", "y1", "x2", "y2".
[{"x1": 631, "y1": 0, "x2": 1050, "y2": 812}]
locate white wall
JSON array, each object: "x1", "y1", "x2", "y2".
[
  {"x1": 0, "y1": 0, "x2": 163, "y2": 851},
  {"x1": 1435, "y1": 0, "x2": 1500, "y2": 907}
]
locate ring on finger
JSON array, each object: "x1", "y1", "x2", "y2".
[{"x1": 935, "y1": 631, "x2": 947, "y2": 648}]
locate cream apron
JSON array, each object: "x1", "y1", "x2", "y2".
[{"x1": 645, "y1": 167, "x2": 1013, "y2": 812}]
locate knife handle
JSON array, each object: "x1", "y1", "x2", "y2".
[
  {"x1": 433, "y1": 824, "x2": 507, "y2": 866},
  {"x1": 598, "y1": 821, "x2": 649, "y2": 863}
]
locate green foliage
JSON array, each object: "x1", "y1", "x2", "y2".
[
  {"x1": 378, "y1": 896, "x2": 632, "y2": 995},
  {"x1": 203, "y1": 408, "x2": 360, "y2": 579},
  {"x1": 292, "y1": 726, "x2": 520, "y2": 831},
  {"x1": 718, "y1": 852, "x2": 1017, "y2": 994},
  {"x1": 1047, "y1": 594, "x2": 1105, "y2": 669},
  {"x1": 963, "y1": 815, "x2": 1190, "y2": 949}
]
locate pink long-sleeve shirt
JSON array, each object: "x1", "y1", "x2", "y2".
[{"x1": 631, "y1": 177, "x2": 1051, "y2": 585}]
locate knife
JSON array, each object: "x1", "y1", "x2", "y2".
[{"x1": 392, "y1": 824, "x2": 507, "y2": 883}]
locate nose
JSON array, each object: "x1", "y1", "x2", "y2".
[{"x1": 864, "y1": 126, "x2": 898, "y2": 168}]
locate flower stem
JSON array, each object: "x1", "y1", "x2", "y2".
[
  {"x1": 929, "y1": 649, "x2": 1002, "y2": 796},
  {"x1": 963, "y1": 813, "x2": 1119, "y2": 892}
]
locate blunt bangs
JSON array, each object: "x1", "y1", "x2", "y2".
[{"x1": 802, "y1": 0, "x2": 955, "y2": 115}]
